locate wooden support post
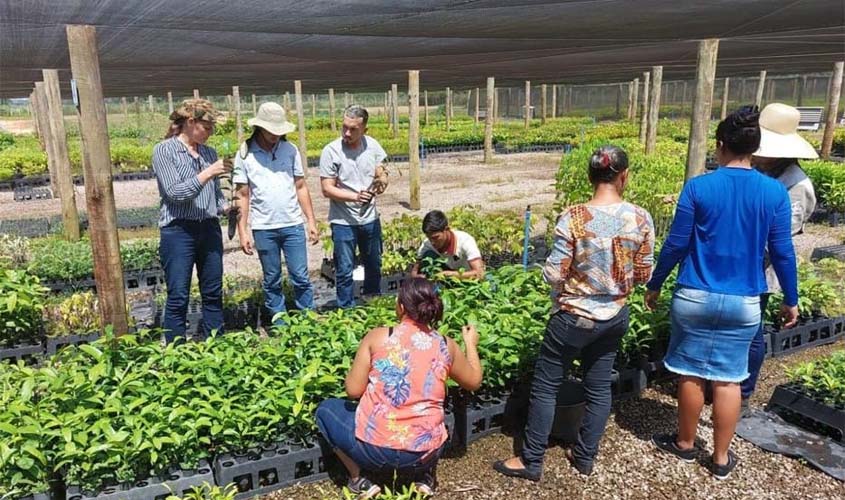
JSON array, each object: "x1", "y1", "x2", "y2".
[
  {"x1": 121, "y1": 96, "x2": 128, "y2": 117},
  {"x1": 639, "y1": 72, "x2": 650, "y2": 144},
  {"x1": 66, "y1": 25, "x2": 128, "y2": 334},
  {"x1": 686, "y1": 39, "x2": 719, "y2": 180},
  {"x1": 32, "y1": 84, "x2": 59, "y2": 195},
  {"x1": 524, "y1": 80, "x2": 531, "y2": 129},
  {"x1": 821, "y1": 61, "x2": 844, "y2": 159},
  {"x1": 632, "y1": 78, "x2": 640, "y2": 121},
  {"x1": 484, "y1": 77, "x2": 495, "y2": 163},
  {"x1": 294, "y1": 80, "x2": 308, "y2": 173},
  {"x1": 627, "y1": 81, "x2": 635, "y2": 119},
  {"x1": 392, "y1": 83, "x2": 399, "y2": 138},
  {"x1": 445, "y1": 87, "x2": 451, "y2": 131},
  {"x1": 252, "y1": 94, "x2": 257, "y2": 115},
  {"x1": 384, "y1": 92, "x2": 390, "y2": 124},
  {"x1": 755, "y1": 70, "x2": 767, "y2": 108},
  {"x1": 42, "y1": 71, "x2": 81, "y2": 240},
  {"x1": 541, "y1": 83, "x2": 548, "y2": 124},
  {"x1": 493, "y1": 88, "x2": 498, "y2": 125},
  {"x1": 283, "y1": 92, "x2": 291, "y2": 112},
  {"x1": 720, "y1": 77, "x2": 730, "y2": 120},
  {"x1": 424, "y1": 90, "x2": 429, "y2": 126},
  {"x1": 408, "y1": 71, "x2": 421, "y2": 211},
  {"x1": 350, "y1": 93, "x2": 355, "y2": 104},
  {"x1": 233, "y1": 86, "x2": 243, "y2": 145},
  {"x1": 739, "y1": 79, "x2": 746, "y2": 101},
  {"x1": 681, "y1": 81, "x2": 688, "y2": 112},
  {"x1": 344, "y1": 92, "x2": 350, "y2": 108},
  {"x1": 474, "y1": 87, "x2": 480, "y2": 123},
  {"x1": 552, "y1": 85, "x2": 557, "y2": 119},
  {"x1": 193, "y1": 89, "x2": 200, "y2": 99},
  {"x1": 311, "y1": 94, "x2": 316, "y2": 119},
  {"x1": 797, "y1": 76, "x2": 806, "y2": 106},
  {"x1": 167, "y1": 91, "x2": 174, "y2": 114},
  {"x1": 147, "y1": 94, "x2": 153, "y2": 113},
  {"x1": 767, "y1": 79, "x2": 775, "y2": 102},
  {"x1": 645, "y1": 66, "x2": 663, "y2": 154},
  {"x1": 328, "y1": 88, "x2": 336, "y2": 133}
]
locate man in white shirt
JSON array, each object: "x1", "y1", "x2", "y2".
[
  {"x1": 234, "y1": 103, "x2": 319, "y2": 323},
  {"x1": 319, "y1": 105, "x2": 389, "y2": 307},
  {"x1": 410, "y1": 210, "x2": 485, "y2": 280}
]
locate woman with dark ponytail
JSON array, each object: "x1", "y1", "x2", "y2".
[
  {"x1": 645, "y1": 107, "x2": 798, "y2": 480},
  {"x1": 315, "y1": 278, "x2": 483, "y2": 498}
]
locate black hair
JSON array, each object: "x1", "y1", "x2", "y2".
[
  {"x1": 240, "y1": 126, "x2": 286, "y2": 159},
  {"x1": 422, "y1": 210, "x2": 449, "y2": 234},
  {"x1": 398, "y1": 278, "x2": 444, "y2": 326},
  {"x1": 588, "y1": 145, "x2": 629, "y2": 184},
  {"x1": 716, "y1": 106, "x2": 761, "y2": 156}
]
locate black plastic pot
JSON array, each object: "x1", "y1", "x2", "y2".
[{"x1": 550, "y1": 379, "x2": 586, "y2": 443}]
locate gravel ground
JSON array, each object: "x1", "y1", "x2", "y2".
[{"x1": 270, "y1": 341, "x2": 844, "y2": 500}]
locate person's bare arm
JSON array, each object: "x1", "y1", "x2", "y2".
[
  {"x1": 295, "y1": 176, "x2": 320, "y2": 244},
  {"x1": 235, "y1": 183, "x2": 253, "y2": 255},
  {"x1": 448, "y1": 326, "x2": 483, "y2": 391},
  {"x1": 320, "y1": 177, "x2": 373, "y2": 204},
  {"x1": 410, "y1": 261, "x2": 424, "y2": 278},
  {"x1": 345, "y1": 327, "x2": 388, "y2": 398}
]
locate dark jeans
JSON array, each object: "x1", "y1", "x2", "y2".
[
  {"x1": 253, "y1": 224, "x2": 315, "y2": 322},
  {"x1": 315, "y1": 398, "x2": 442, "y2": 477},
  {"x1": 521, "y1": 307, "x2": 629, "y2": 474},
  {"x1": 331, "y1": 220, "x2": 383, "y2": 308},
  {"x1": 159, "y1": 219, "x2": 224, "y2": 342},
  {"x1": 741, "y1": 293, "x2": 771, "y2": 399}
]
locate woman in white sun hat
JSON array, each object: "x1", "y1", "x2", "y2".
[
  {"x1": 233, "y1": 102, "x2": 320, "y2": 325},
  {"x1": 740, "y1": 102, "x2": 818, "y2": 413}
]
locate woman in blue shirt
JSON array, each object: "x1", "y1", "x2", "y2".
[{"x1": 645, "y1": 107, "x2": 798, "y2": 480}]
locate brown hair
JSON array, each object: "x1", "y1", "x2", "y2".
[
  {"x1": 164, "y1": 98, "x2": 220, "y2": 139},
  {"x1": 398, "y1": 278, "x2": 443, "y2": 326}
]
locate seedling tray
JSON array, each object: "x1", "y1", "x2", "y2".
[
  {"x1": 769, "y1": 317, "x2": 838, "y2": 358},
  {"x1": 65, "y1": 459, "x2": 214, "y2": 500},
  {"x1": 45, "y1": 332, "x2": 101, "y2": 356},
  {"x1": 0, "y1": 342, "x2": 44, "y2": 364},
  {"x1": 767, "y1": 383, "x2": 844, "y2": 443}
]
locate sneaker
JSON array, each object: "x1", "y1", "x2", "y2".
[
  {"x1": 413, "y1": 469, "x2": 436, "y2": 498},
  {"x1": 651, "y1": 433, "x2": 699, "y2": 463},
  {"x1": 564, "y1": 448, "x2": 594, "y2": 476},
  {"x1": 711, "y1": 450, "x2": 739, "y2": 480},
  {"x1": 347, "y1": 477, "x2": 381, "y2": 500}
]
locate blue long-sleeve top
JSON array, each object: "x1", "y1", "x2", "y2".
[{"x1": 647, "y1": 167, "x2": 798, "y2": 306}]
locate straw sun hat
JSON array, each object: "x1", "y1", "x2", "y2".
[
  {"x1": 755, "y1": 103, "x2": 818, "y2": 159},
  {"x1": 248, "y1": 102, "x2": 296, "y2": 136}
]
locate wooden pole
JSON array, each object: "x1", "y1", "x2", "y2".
[
  {"x1": 311, "y1": 94, "x2": 316, "y2": 120},
  {"x1": 445, "y1": 87, "x2": 451, "y2": 131},
  {"x1": 524, "y1": 80, "x2": 531, "y2": 129},
  {"x1": 474, "y1": 87, "x2": 480, "y2": 124},
  {"x1": 408, "y1": 71, "x2": 421, "y2": 210},
  {"x1": 65, "y1": 25, "x2": 128, "y2": 334},
  {"x1": 639, "y1": 72, "x2": 650, "y2": 144},
  {"x1": 797, "y1": 76, "x2": 806, "y2": 106},
  {"x1": 755, "y1": 70, "x2": 767, "y2": 108},
  {"x1": 42, "y1": 71, "x2": 81, "y2": 241},
  {"x1": 148, "y1": 94, "x2": 154, "y2": 113},
  {"x1": 720, "y1": 77, "x2": 730, "y2": 120},
  {"x1": 166, "y1": 91, "x2": 173, "y2": 114},
  {"x1": 294, "y1": 80, "x2": 308, "y2": 173},
  {"x1": 767, "y1": 79, "x2": 775, "y2": 102},
  {"x1": 344, "y1": 92, "x2": 350, "y2": 108},
  {"x1": 121, "y1": 96, "x2": 128, "y2": 117},
  {"x1": 821, "y1": 61, "x2": 844, "y2": 159},
  {"x1": 645, "y1": 66, "x2": 663, "y2": 154},
  {"x1": 739, "y1": 79, "x2": 746, "y2": 101},
  {"x1": 484, "y1": 77, "x2": 495, "y2": 163},
  {"x1": 233, "y1": 86, "x2": 243, "y2": 145},
  {"x1": 626, "y1": 81, "x2": 635, "y2": 119},
  {"x1": 631, "y1": 78, "x2": 640, "y2": 121},
  {"x1": 493, "y1": 88, "x2": 498, "y2": 125},
  {"x1": 681, "y1": 81, "x2": 688, "y2": 113},
  {"x1": 252, "y1": 93, "x2": 257, "y2": 115},
  {"x1": 552, "y1": 85, "x2": 557, "y2": 119},
  {"x1": 328, "y1": 88, "x2": 336, "y2": 133},
  {"x1": 424, "y1": 90, "x2": 429, "y2": 126},
  {"x1": 686, "y1": 39, "x2": 719, "y2": 180},
  {"x1": 32, "y1": 84, "x2": 59, "y2": 195},
  {"x1": 193, "y1": 89, "x2": 200, "y2": 99},
  {"x1": 283, "y1": 91, "x2": 291, "y2": 112},
  {"x1": 392, "y1": 83, "x2": 399, "y2": 138},
  {"x1": 541, "y1": 83, "x2": 548, "y2": 124}
]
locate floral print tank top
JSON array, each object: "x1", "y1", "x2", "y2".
[{"x1": 355, "y1": 319, "x2": 453, "y2": 452}]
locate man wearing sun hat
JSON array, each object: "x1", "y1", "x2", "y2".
[
  {"x1": 741, "y1": 102, "x2": 818, "y2": 415},
  {"x1": 234, "y1": 102, "x2": 319, "y2": 324}
]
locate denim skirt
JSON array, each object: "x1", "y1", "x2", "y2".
[{"x1": 664, "y1": 287, "x2": 761, "y2": 383}]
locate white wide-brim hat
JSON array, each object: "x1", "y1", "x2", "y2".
[
  {"x1": 247, "y1": 102, "x2": 296, "y2": 136},
  {"x1": 755, "y1": 103, "x2": 818, "y2": 159}
]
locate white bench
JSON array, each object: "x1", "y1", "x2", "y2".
[{"x1": 796, "y1": 107, "x2": 824, "y2": 131}]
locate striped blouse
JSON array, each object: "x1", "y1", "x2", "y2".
[{"x1": 152, "y1": 137, "x2": 225, "y2": 227}]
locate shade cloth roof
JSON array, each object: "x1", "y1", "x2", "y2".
[{"x1": 0, "y1": 0, "x2": 843, "y2": 97}]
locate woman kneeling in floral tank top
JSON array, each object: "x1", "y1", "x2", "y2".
[{"x1": 316, "y1": 278, "x2": 483, "y2": 499}]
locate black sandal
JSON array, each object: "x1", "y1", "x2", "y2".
[{"x1": 492, "y1": 460, "x2": 541, "y2": 482}]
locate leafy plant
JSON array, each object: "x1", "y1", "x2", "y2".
[
  {"x1": 166, "y1": 482, "x2": 237, "y2": 500},
  {"x1": 787, "y1": 350, "x2": 845, "y2": 406},
  {"x1": 43, "y1": 291, "x2": 101, "y2": 337},
  {"x1": 0, "y1": 234, "x2": 30, "y2": 268},
  {"x1": 0, "y1": 269, "x2": 47, "y2": 347}
]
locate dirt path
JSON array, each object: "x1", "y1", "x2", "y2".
[{"x1": 0, "y1": 118, "x2": 34, "y2": 135}]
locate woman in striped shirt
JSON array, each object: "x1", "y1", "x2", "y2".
[{"x1": 152, "y1": 99, "x2": 232, "y2": 342}]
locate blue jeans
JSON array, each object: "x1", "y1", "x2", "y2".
[
  {"x1": 521, "y1": 307, "x2": 629, "y2": 474},
  {"x1": 331, "y1": 220, "x2": 383, "y2": 308},
  {"x1": 159, "y1": 219, "x2": 224, "y2": 342},
  {"x1": 315, "y1": 398, "x2": 442, "y2": 476},
  {"x1": 253, "y1": 224, "x2": 315, "y2": 321},
  {"x1": 741, "y1": 293, "x2": 771, "y2": 399}
]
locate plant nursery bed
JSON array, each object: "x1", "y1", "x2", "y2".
[
  {"x1": 767, "y1": 383, "x2": 844, "y2": 443},
  {"x1": 41, "y1": 267, "x2": 164, "y2": 294},
  {"x1": 45, "y1": 332, "x2": 101, "y2": 356},
  {"x1": 65, "y1": 460, "x2": 215, "y2": 500},
  {"x1": 455, "y1": 392, "x2": 509, "y2": 446},
  {"x1": 213, "y1": 438, "x2": 328, "y2": 499},
  {"x1": 319, "y1": 258, "x2": 407, "y2": 298},
  {"x1": 769, "y1": 317, "x2": 840, "y2": 358},
  {"x1": 0, "y1": 342, "x2": 43, "y2": 364}
]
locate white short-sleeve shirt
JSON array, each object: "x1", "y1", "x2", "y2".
[
  {"x1": 417, "y1": 230, "x2": 482, "y2": 271},
  {"x1": 233, "y1": 139, "x2": 304, "y2": 230}
]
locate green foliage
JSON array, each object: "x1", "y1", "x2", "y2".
[
  {"x1": 164, "y1": 482, "x2": 236, "y2": 500},
  {"x1": 26, "y1": 237, "x2": 159, "y2": 282},
  {"x1": 0, "y1": 131, "x2": 14, "y2": 151},
  {"x1": 787, "y1": 350, "x2": 845, "y2": 406},
  {"x1": 822, "y1": 178, "x2": 845, "y2": 213},
  {"x1": 0, "y1": 146, "x2": 47, "y2": 180},
  {"x1": 44, "y1": 291, "x2": 101, "y2": 337},
  {"x1": 803, "y1": 160, "x2": 845, "y2": 209},
  {"x1": 0, "y1": 234, "x2": 31, "y2": 268},
  {"x1": 0, "y1": 269, "x2": 47, "y2": 347},
  {"x1": 766, "y1": 259, "x2": 843, "y2": 322}
]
